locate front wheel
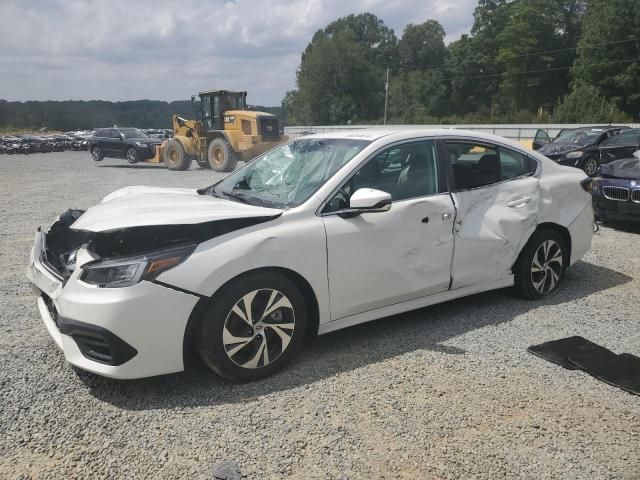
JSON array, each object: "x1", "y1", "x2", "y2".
[
  {"x1": 126, "y1": 148, "x2": 139, "y2": 164},
  {"x1": 196, "y1": 272, "x2": 307, "y2": 381},
  {"x1": 582, "y1": 156, "x2": 598, "y2": 177},
  {"x1": 163, "y1": 140, "x2": 191, "y2": 171},
  {"x1": 514, "y1": 228, "x2": 567, "y2": 300}
]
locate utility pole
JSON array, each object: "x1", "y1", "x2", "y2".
[{"x1": 383, "y1": 68, "x2": 389, "y2": 125}]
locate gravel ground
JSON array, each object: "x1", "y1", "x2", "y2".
[{"x1": 1, "y1": 151, "x2": 639, "y2": 480}]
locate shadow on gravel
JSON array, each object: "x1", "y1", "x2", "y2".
[{"x1": 79, "y1": 261, "x2": 632, "y2": 410}]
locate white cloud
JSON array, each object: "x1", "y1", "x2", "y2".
[{"x1": 0, "y1": 0, "x2": 475, "y2": 104}]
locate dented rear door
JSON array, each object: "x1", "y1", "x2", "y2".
[{"x1": 445, "y1": 140, "x2": 540, "y2": 289}]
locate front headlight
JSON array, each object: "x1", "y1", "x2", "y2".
[
  {"x1": 565, "y1": 150, "x2": 583, "y2": 159},
  {"x1": 80, "y1": 244, "x2": 196, "y2": 288}
]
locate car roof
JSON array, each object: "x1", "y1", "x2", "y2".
[
  {"x1": 297, "y1": 127, "x2": 525, "y2": 146},
  {"x1": 565, "y1": 125, "x2": 629, "y2": 132}
]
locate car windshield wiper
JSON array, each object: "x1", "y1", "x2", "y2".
[{"x1": 222, "y1": 189, "x2": 254, "y2": 205}]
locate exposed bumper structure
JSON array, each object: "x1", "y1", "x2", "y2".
[{"x1": 27, "y1": 229, "x2": 200, "y2": 379}]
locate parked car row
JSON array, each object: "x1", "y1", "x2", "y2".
[
  {"x1": 143, "y1": 128, "x2": 173, "y2": 139},
  {"x1": 0, "y1": 132, "x2": 91, "y2": 155},
  {"x1": 533, "y1": 125, "x2": 639, "y2": 177}
]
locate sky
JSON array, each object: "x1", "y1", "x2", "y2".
[{"x1": 0, "y1": 0, "x2": 476, "y2": 106}]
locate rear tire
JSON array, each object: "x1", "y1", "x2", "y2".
[
  {"x1": 195, "y1": 272, "x2": 307, "y2": 381},
  {"x1": 514, "y1": 228, "x2": 567, "y2": 300},
  {"x1": 163, "y1": 140, "x2": 191, "y2": 171},
  {"x1": 207, "y1": 138, "x2": 238, "y2": 172},
  {"x1": 90, "y1": 145, "x2": 103, "y2": 161}
]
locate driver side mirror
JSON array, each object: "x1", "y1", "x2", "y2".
[{"x1": 349, "y1": 188, "x2": 392, "y2": 212}]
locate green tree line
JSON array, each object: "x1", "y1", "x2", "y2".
[
  {"x1": 284, "y1": 0, "x2": 640, "y2": 125},
  {"x1": 0, "y1": 99, "x2": 285, "y2": 132}
]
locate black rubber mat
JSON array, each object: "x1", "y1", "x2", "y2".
[
  {"x1": 569, "y1": 352, "x2": 640, "y2": 396},
  {"x1": 527, "y1": 336, "x2": 614, "y2": 370}
]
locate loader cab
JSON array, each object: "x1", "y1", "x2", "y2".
[{"x1": 193, "y1": 90, "x2": 247, "y2": 132}]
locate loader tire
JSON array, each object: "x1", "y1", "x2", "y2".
[
  {"x1": 207, "y1": 138, "x2": 238, "y2": 172},
  {"x1": 163, "y1": 140, "x2": 191, "y2": 171}
]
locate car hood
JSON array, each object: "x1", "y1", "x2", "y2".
[
  {"x1": 70, "y1": 186, "x2": 283, "y2": 232},
  {"x1": 538, "y1": 142, "x2": 583, "y2": 156},
  {"x1": 600, "y1": 158, "x2": 640, "y2": 180}
]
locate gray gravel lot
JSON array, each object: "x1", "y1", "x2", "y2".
[{"x1": 1, "y1": 151, "x2": 639, "y2": 479}]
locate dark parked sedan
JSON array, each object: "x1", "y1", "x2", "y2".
[
  {"x1": 537, "y1": 126, "x2": 628, "y2": 176},
  {"x1": 598, "y1": 128, "x2": 640, "y2": 165},
  {"x1": 89, "y1": 128, "x2": 162, "y2": 164},
  {"x1": 591, "y1": 154, "x2": 640, "y2": 224}
]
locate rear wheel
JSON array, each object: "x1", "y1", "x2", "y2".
[
  {"x1": 196, "y1": 272, "x2": 307, "y2": 381},
  {"x1": 514, "y1": 228, "x2": 567, "y2": 299},
  {"x1": 582, "y1": 156, "x2": 598, "y2": 177},
  {"x1": 90, "y1": 145, "x2": 103, "y2": 161},
  {"x1": 207, "y1": 138, "x2": 238, "y2": 172},
  {"x1": 163, "y1": 140, "x2": 191, "y2": 171},
  {"x1": 126, "y1": 147, "x2": 139, "y2": 164}
]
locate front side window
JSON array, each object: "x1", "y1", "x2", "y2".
[
  {"x1": 323, "y1": 141, "x2": 439, "y2": 213},
  {"x1": 211, "y1": 138, "x2": 370, "y2": 208}
]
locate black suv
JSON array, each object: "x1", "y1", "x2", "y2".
[
  {"x1": 89, "y1": 128, "x2": 162, "y2": 164},
  {"x1": 536, "y1": 126, "x2": 629, "y2": 176}
]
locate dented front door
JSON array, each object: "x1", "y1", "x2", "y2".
[{"x1": 450, "y1": 177, "x2": 539, "y2": 289}]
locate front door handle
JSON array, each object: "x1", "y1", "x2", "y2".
[
  {"x1": 442, "y1": 213, "x2": 452, "y2": 221},
  {"x1": 506, "y1": 196, "x2": 532, "y2": 208}
]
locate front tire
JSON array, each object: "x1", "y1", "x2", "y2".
[
  {"x1": 207, "y1": 138, "x2": 238, "y2": 172},
  {"x1": 126, "y1": 147, "x2": 139, "y2": 164},
  {"x1": 514, "y1": 228, "x2": 567, "y2": 300},
  {"x1": 90, "y1": 145, "x2": 103, "y2": 161},
  {"x1": 163, "y1": 140, "x2": 191, "y2": 171},
  {"x1": 196, "y1": 272, "x2": 307, "y2": 381},
  {"x1": 582, "y1": 156, "x2": 598, "y2": 177}
]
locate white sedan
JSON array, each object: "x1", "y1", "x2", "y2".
[{"x1": 27, "y1": 129, "x2": 595, "y2": 380}]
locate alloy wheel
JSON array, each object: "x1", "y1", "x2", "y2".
[
  {"x1": 583, "y1": 157, "x2": 598, "y2": 176},
  {"x1": 222, "y1": 289, "x2": 295, "y2": 369},
  {"x1": 530, "y1": 240, "x2": 563, "y2": 294},
  {"x1": 91, "y1": 147, "x2": 101, "y2": 160},
  {"x1": 126, "y1": 149, "x2": 137, "y2": 164}
]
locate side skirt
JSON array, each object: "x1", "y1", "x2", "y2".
[{"x1": 318, "y1": 275, "x2": 514, "y2": 335}]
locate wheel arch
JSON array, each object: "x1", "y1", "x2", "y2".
[
  {"x1": 182, "y1": 266, "x2": 320, "y2": 369},
  {"x1": 513, "y1": 222, "x2": 572, "y2": 273}
]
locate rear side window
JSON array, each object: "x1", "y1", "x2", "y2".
[{"x1": 446, "y1": 142, "x2": 534, "y2": 190}]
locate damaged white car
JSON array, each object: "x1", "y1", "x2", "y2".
[{"x1": 27, "y1": 130, "x2": 595, "y2": 380}]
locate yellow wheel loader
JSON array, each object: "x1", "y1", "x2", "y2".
[{"x1": 150, "y1": 90, "x2": 287, "y2": 172}]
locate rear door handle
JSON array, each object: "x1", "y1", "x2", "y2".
[{"x1": 506, "y1": 196, "x2": 532, "y2": 208}]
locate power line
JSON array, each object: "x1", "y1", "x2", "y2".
[
  {"x1": 436, "y1": 57, "x2": 640, "y2": 82},
  {"x1": 390, "y1": 37, "x2": 640, "y2": 73}
]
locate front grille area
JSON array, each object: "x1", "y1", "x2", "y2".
[
  {"x1": 602, "y1": 186, "x2": 630, "y2": 201},
  {"x1": 257, "y1": 116, "x2": 280, "y2": 141},
  {"x1": 632, "y1": 189, "x2": 640, "y2": 203}
]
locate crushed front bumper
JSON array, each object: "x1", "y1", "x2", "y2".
[{"x1": 27, "y1": 227, "x2": 200, "y2": 379}]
